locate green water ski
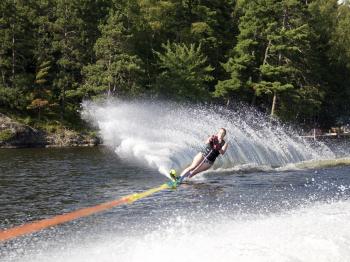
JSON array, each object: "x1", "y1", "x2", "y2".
[{"x1": 169, "y1": 169, "x2": 182, "y2": 188}]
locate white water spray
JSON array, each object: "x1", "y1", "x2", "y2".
[
  {"x1": 14, "y1": 200, "x2": 350, "y2": 262},
  {"x1": 82, "y1": 99, "x2": 334, "y2": 176}
]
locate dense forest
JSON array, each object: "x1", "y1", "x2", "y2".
[{"x1": 0, "y1": 0, "x2": 349, "y2": 129}]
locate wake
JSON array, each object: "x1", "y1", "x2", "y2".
[{"x1": 82, "y1": 99, "x2": 335, "y2": 176}]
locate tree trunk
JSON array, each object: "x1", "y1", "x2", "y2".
[
  {"x1": 60, "y1": 2, "x2": 68, "y2": 121},
  {"x1": 12, "y1": 34, "x2": 15, "y2": 86},
  {"x1": 271, "y1": 91, "x2": 277, "y2": 117},
  {"x1": 271, "y1": 9, "x2": 287, "y2": 119},
  {"x1": 256, "y1": 40, "x2": 271, "y2": 105},
  {"x1": 107, "y1": 56, "x2": 111, "y2": 97},
  {"x1": 263, "y1": 40, "x2": 271, "y2": 66},
  {"x1": 251, "y1": 94, "x2": 256, "y2": 105},
  {"x1": 60, "y1": 85, "x2": 65, "y2": 120},
  {"x1": 11, "y1": 10, "x2": 15, "y2": 87},
  {"x1": 1, "y1": 71, "x2": 6, "y2": 87}
]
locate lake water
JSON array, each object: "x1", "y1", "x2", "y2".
[
  {"x1": 1, "y1": 100, "x2": 350, "y2": 261},
  {"x1": 1, "y1": 147, "x2": 350, "y2": 262}
]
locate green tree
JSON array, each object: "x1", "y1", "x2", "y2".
[
  {"x1": 326, "y1": 1, "x2": 350, "y2": 124},
  {"x1": 0, "y1": 0, "x2": 36, "y2": 110},
  {"x1": 78, "y1": 0, "x2": 111, "y2": 64},
  {"x1": 216, "y1": 0, "x2": 319, "y2": 120},
  {"x1": 331, "y1": 3, "x2": 350, "y2": 70},
  {"x1": 215, "y1": 0, "x2": 273, "y2": 105},
  {"x1": 51, "y1": 0, "x2": 85, "y2": 120},
  {"x1": 155, "y1": 42, "x2": 213, "y2": 100},
  {"x1": 137, "y1": 0, "x2": 235, "y2": 89},
  {"x1": 27, "y1": 61, "x2": 52, "y2": 120},
  {"x1": 78, "y1": 10, "x2": 143, "y2": 98},
  {"x1": 186, "y1": 0, "x2": 236, "y2": 81},
  {"x1": 0, "y1": 0, "x2": 348, "y2": 130},
  {"x1": 256, "y1": 0, "x2": 312, "y2": 117},
  {"x1": 309, "y1": 0, "x2": 350, "y2": 126}
]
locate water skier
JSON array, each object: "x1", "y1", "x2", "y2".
[{"x1": 171, "y1": 128, "x2": 228, "y2": 182}]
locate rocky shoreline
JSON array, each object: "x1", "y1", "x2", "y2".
[{"x1": 0, "y1": 113, "x2": 100, "y2": 148}]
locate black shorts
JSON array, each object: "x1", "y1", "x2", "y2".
[{"x1": 201, "y1": 153, "x2": 214, "y2": 165}]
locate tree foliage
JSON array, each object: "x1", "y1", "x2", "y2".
[
  {"x1": 79, "y1": 10, "x2": 143, "y2": 98},
  {"x1": 0, "y1": 0, "x2": 349, "y2": 128},
  {"x1": 155, "y1": 42, "x2": 213, "y2": 100}
]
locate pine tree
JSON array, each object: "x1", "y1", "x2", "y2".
[
  {"x1": 78, "y1": 0, "x2": 111, "y2": 64},
  {"x1": 186, "y1": 0, "x2": 236, "y2": 81},
  {"x1": 137, "y1": 0, "x2": 235, "y2": 90},
  {"x1": 215, "y1": 0, "x2": 277, "y2": 105},
  {"x1": 216, "y1": 0, "x2": 318, "y2": 119},
  {"x1": 325, "y1": 1, "x2": 350, "y2": 124},
  {"x1": 331, "y1": 3, "x2": 350, "y2": 70},
  {"x1": 27, "y1": 61, "x2": 51, "y2": 120},
  {"x1": 79, "y1": 10, "x2": 143, "y2": 98},
  {"x1": 0, "y1": 0, "x2": 36, "y2": 110},
  {"x1": 51, "y1": 0, "x2": 85, "y2": 120},
  {"x1": 255, "y1": 0, "x2": 312, "y2": 117},
  {"x1": 308, "y1": 0, "x2": 350, "y2": 126},
  {"x1": 154, "y1": 42, "x2": 213, "y2": 100}
]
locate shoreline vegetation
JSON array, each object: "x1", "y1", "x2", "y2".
[
  {"x1": 1, "y1": 111, "x2": 349, "y2": 149},
  {"x1": 0, "y1": 113, "x2": 99, "y2": 148},
  {"x1": 1, "y1": 0, "x2": 350, "y2": 148}
]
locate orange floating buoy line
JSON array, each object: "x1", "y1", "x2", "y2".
[{"x1": 0, "y1": 180, "x2": 179, "y2": 242}]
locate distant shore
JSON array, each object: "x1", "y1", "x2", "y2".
[
  {"x1": 300, "y1": 133, "x2": 350, "y2": 141},
  {"x1": 300, "y1": 127, "x2": 350, "y2": 142},
  {"x1": 0, "y1": 113, "x2": 100, "y2": 149},
  {"x1": 1, "y1": 112, "x2": 349, "y2": 149}
]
